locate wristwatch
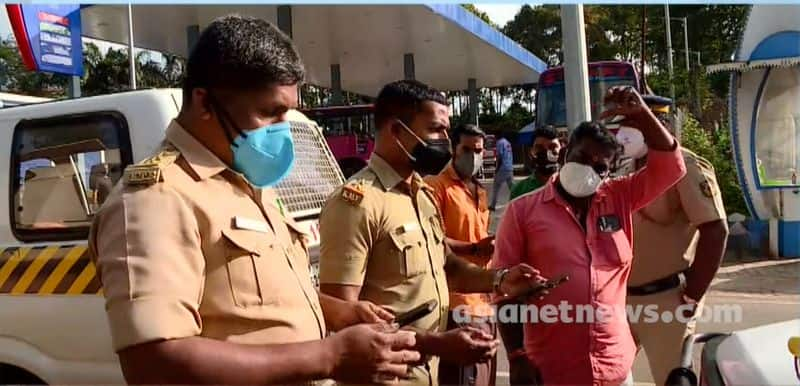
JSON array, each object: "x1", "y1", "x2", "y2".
[{"x1": 493, "y1": 268, "x2": 509, "y2": 294}]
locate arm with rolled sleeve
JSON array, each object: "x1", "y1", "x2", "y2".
[
  {"x1": 491, "y1": 201, "x2": 530, "y2": 376},
  {"x1": 492, "y1": 200, "x2": 526, "y2": 270},
  {"x1": 90, "y1": 184, "x2": 204, "y2": 352},
  {"x1": 318, "y1": 190, "x2": 374, "y2": 300},
  {"x1": 677, "y1": 154, "x2": 729, "y2": 300},
  {"x1": 89, "y1": 185, "x2": 353, "y2": 385}
]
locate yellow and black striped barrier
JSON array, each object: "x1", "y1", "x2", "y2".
[{"x1": 0, "y1": 244, "x2": 102, "y2": 295}]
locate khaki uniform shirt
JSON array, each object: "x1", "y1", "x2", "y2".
[
  {"x1": 630, "y1": 148, "x2": 726, "y2": 287},
  {"x1": 89, "y1": 121, "x2": 325, "y2": 353},
  {"x1": 318, "y1": 155, "x2": 449, "y2": 385}
]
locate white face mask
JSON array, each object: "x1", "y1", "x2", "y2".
[
  {"x1": 615, "y1": 126, "x2": 647, "y2": 159},
  {"x1": 454, "y1": 151, "x2": 483, "y2": 177},
  {"x1": 559, "y1": 162, "x2": 604, "y2": 197}
]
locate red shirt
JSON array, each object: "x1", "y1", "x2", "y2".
[{"x1": 493, "y1": 146, "x2": 686, "y2": 385}]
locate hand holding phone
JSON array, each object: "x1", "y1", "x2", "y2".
[
  {"x1": 395, "y1": 299, "x2": 438, "y2": 327},
  {"x1": 493, "y1": 274, "x2": 569, "y2": 305}
]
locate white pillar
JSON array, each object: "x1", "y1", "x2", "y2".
[
  {"x1": 683, "y1": 17, "x2": 690, "y2": 72},
  {"x1": 664, "y1": 6, "x2": 676, "y2": 103},
  {"x1": 560, "y1": 5, "x2": 591, "y2": 130},
  {"x1": 127, "y1": 4, "x2": 136, "y2": 90}
]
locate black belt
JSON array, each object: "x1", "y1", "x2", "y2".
[{"x1": 628, "y1": 272, "x2": 684, "y2": 296}]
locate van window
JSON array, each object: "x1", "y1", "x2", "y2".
[{"x1": 11, "y1": 112, "x2": 133, "y2": 241}]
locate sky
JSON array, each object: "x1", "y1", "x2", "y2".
[{"x1": 474, "y1": 4, "x2": 523, "y2": 27}]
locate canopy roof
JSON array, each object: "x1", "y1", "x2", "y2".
[{"x1": 81, "y1": 4, "x2": 547, "y2": 96}]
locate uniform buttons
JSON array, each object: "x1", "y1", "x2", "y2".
[{"x1": 418, "y1": 241, "x2": 424, "y2": 247}]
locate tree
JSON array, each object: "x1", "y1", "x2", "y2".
[
  {"x1": 461, "y1": 4, "x2": 498, "y2": 28},
  {"x1": 680, "y1": 110, "x2": 746, "y2": 215},
  {"x1": 0, "y1": 38, "x2": 67, "y2": 98},
  {"x1": 503, "y1": 5, "x2": 562, "y2": 66}
]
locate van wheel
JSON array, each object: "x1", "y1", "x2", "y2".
[{"x1": 0, "y1": 364, "x2": 46, "y2": 385}]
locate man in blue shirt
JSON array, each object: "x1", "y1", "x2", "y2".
[{"x1": 489, "y1": 133, "x2": 514, "y2": 211}]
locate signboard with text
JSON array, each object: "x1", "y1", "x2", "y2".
[{"x1": 7, "y1": 4, "x2": 83, "y2": 77}]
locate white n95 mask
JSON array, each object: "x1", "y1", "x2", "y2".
[
  {"x1": 559, "y1": 162, "x2": 604, "y2": 197},
  {"x1": 615, "y1": 126, "x2": 647, "y2": 159}
]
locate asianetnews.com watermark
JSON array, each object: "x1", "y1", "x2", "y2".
[{"x1": 452, "y1": 302, "x2": 743, "y2": 325}]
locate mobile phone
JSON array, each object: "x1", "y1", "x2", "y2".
[
  {"x1": 395, "y1": 299, "x2": 438, "y2": 327},
  {"x1": 541, "y1": 274, "x2": 570, "y2": 290},
  {"x1": 495, "y1": 274, "x2": 570, "y2": 304}
]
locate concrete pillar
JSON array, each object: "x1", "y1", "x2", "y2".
[
  {"x1": 331, "y1": 64, "x2": 343, "y2": 105},
  {"x1": 560, "y1": 5, "x2": 591, "y2": 131},
  {"x1": 277, "y1": 5, "x2": 292, "y2": 38},
  {"x1": 68, "y1": 76, "x2": 81, "y2": 98},
  {"x1": 404, "y1": 53, "x2": 415, "y2": 80},
  {"x1": 468, "y1": 78, "x2": 478, "y2": 125},
  {"x1": 186, "y1": 24, "x2": 200, "y2": 54}
]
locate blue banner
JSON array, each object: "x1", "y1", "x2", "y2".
[{"x1": 21, "y1": 4, "x2": 83, "y2": 76}]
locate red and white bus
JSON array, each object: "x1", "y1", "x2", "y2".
[
  {"x1": 535, "y1": 61, "x2": 641, "y2": 134},
  {"x1": 300, "y1": 104, "x2": 375, "y2": 178}
]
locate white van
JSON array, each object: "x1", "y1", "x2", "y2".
[{"x1": 0, "y1": 89, "x2": 343, "y2": 384}]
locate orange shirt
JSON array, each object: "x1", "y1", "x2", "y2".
[{"x1": 424, "y1": 165, "x2": 491, "y2": 316}]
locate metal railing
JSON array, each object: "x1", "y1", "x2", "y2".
[{"x1": 274, "y1": 120, "x2": 345, "y2": 219}]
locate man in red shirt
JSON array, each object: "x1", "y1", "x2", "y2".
[{"x1": 493, "y1": 86, "x2": 686, "y2": 385}]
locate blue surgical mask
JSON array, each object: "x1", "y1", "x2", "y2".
[
  {"x1": 230, "y1": 121, "x2": 295, "y2": 188},
  {"x1": 209, "y1": 94, "x2": 295, "y2": 188}
]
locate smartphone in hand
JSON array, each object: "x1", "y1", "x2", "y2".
[{"x1": 395, "y1": 299, "x2": 438, "y2": 327}]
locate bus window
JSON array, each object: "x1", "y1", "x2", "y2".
[
  {"x1": 536, "y1": 62, "x2": 638, "y2": 130},
  {"x1": 11, "y1": 112, "x2": 133, "y2": 242}
]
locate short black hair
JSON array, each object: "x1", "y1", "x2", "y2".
[
  {"x1": 374, "y1": 80, "x2": 448, "y2": 128},
  {"x1": 451, "y1": 124, "x2": 485, "y2": 150},
  {"x1": 183, "y1": 15, "x2": 305, "y2": 104},
  {"x1": 532, "y1": 125, "x2": 558, "y2": 143},
  {"x1": 567, "y1": 121, "x2": 621, "y2": 154}
]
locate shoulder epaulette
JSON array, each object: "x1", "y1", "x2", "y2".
[
  {"x1": 341, "y1": 178, "x2": 368, "y2": 206},
  {"x1": 123, "y1": 147, "x2": 180, "y2": 186},
  {"x1": 681, "y1": 148, "x2": 714, "y2": 171}
]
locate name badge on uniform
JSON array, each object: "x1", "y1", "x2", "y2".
[
  {"x1": 398, "y1": 222, "x2": 419, "y2": 234},
  {"x1": 597, "y1": 215, "x2": 622, "y2": 233},
  {"x1": 233, "y1": 216, "x2": 270, "y2": 233}
]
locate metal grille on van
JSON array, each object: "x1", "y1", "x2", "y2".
[{"x1": 274, "y1": 120, "x2": 345, "y2": 218}]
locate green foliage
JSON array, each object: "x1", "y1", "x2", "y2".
[
  {"x1": 680, "y1": 112, "x2": 747, "y2": 215},
  {"x1": 0, "y1": 38, "x2": 67, "y2": 98},
  {"x1": 461, "y1": 4, "x2": 498, "y2": 28},
  {"x1": 503, "y1": 5, "x2": 562, "y2": 66},
  {"x1": 82, "y1": 42, "x2": 185, "y2": 96},
  {"x1": 501, "y1": 5, "x2": 749, "y2": 104},
  {"x1": 0, "y1": 38, "x2": 185, "y2": 98}
]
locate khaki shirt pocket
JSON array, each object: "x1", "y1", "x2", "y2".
[
  {"x1": 389, "y1": 228, "x2": 430, "y2": 278},
  {"x1": 222, "y1": 229, "x2": 282, "y2": 307},
  {"x1": 429, "y1": 216, "x2": 445, "y2": 245}
]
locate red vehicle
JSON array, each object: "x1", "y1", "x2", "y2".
[
  {"x1": 301, "y1": 104, "x2": 375, "y2": 178},
  {"x1": 535, "y1": 61, "x2": 641, "y2": 131}
]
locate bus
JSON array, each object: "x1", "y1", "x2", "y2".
[
  {"x1": 300, "y1": 104, "x2": 375, "y2": 178},
  {"x1": 535, "y1": 61, "x2": 641, "y2": 133}
]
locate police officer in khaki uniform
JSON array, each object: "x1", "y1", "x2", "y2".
[
  {"x1": 89, "y1": 16, "x2": 420, "y2": 385},
  {"x1": 318, "y1": 80, "x2": 544, "y2": 386},
  {"x1": 627, "y1": 95, "x2": 730, "y2": 385}
]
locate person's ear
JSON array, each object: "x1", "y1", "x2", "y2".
[{"x1": 192, "y1": 88, "x2": 213, "y2": 121}]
